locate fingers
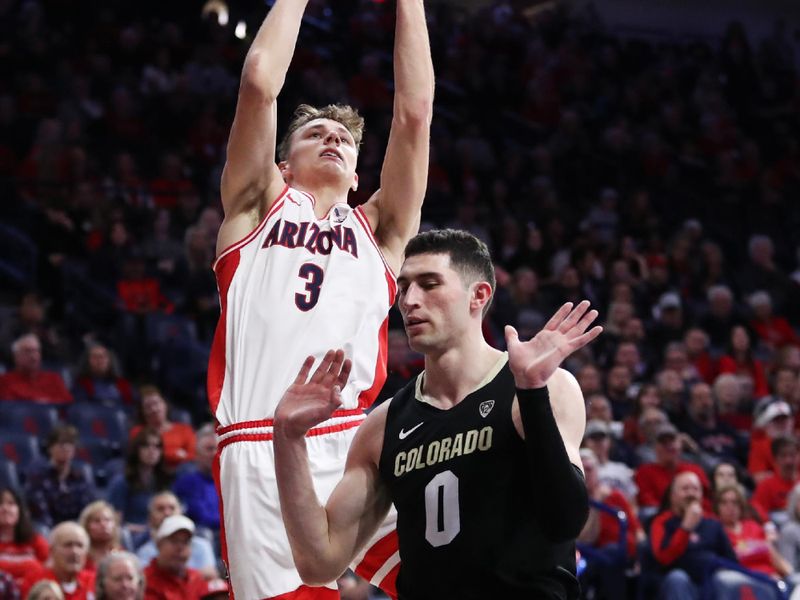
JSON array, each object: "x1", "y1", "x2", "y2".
[
  {"x1": 571, "y1": 308, "x2": 599, "y2": 336},
  {"x1": 568, "y1": 325, "x2": 603, "y2": 351},
  {"x1": 504, "y1": 325, "x2": 520, "y2": 349},
  {"x1": 337, "y1": 358, "x2": 353, "y2": 390},
  {"x1": 309, "y1": 349, "x2": 351, "y2": 388},
  {"x1": 309, "y1": 350, "x2": 336, "y2": 384},
  {"x1": 294, "y1": 355, "x2": 315, "y2": 385},
  {"x1": 558, "y1": 300, "x2": 591, "y2": 332},
  {"x1": 543, "y1": 302, "x2": 573, "y2": 331}
]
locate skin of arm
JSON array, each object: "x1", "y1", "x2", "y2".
[
  {"x1": 217, "y1": 0, "x2": 309, "y2": 255},
  {"x1": 360, "y1": 0, "x2": 435, "y2": 272},
  {"x1": 273, "y1": 353, "x2": 393, "y2": 585}
]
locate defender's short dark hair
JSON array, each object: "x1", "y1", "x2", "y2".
[{"x1": 404, "y1": 229, "x2": 496, "y2": 316}]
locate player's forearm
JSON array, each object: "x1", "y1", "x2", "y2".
[
  {"x1": 517, "y1": 387, "x2": 589, "y2": 542},
  {"x1": 393, "y1": 0, "x2": 434, "y2": 122},
  {"x1": 273, "y1": 431, "x2": 348, "y2": 585},
  {"x1": 241, "y1": 0, "x2": 310, "y2": 100}
]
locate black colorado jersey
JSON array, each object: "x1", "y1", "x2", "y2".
[{"x1": 378, "y1": 355, "x2": 579, "y2": 600}]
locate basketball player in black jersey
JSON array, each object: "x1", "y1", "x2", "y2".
[{"x1": 273, "y1": 229, "x2": 602, "y2": 599}]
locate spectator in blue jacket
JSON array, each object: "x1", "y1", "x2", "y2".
[{"x1": 172, "y1": 424, "x2": 218, "y2": 531}]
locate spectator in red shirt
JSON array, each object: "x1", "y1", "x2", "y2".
[
  {"x1": 78, "y1": 501, "x2": 122, "y2": 573},
  {"x1": 752, "y1": 436, "x2": 800, "y2": 520},
  {"x1": 578, "y1": 449, "x2": 643, "y2": 599},
  {"x1": 0, "y1": 334, "x2": 72, "y2": 404},
  {"x1": 20, "y1": 522, "x2": 95, "y2": 600},
  {"x1": 684, "y1": 327, "x2": 717, "y2": 385},
  {"x1": 72, "y1": 342, "x2": 134, "y2": 408},
  {"x1": 748, "y1": 290, "x2": 800, "y2": 352},
  {"x1": 95, "y1": 551, "x2": 144, "y2": 600},
  {"x1": 635, "y1": 422, "x2": 712, "y2": 517},
  {"x1": 748, "y1": 400, "x2": 795, "y2": 483},
  {"x1": 718, "y1": 325, "x2": 770, "y2": 400},
  {"x1": 129, "y1": 386, "x2": 195, "y2": 470},
  {"x1": 715, "y1": 483, "x2": 791, "y2": 578},
  {"x1": 143, "y1": 515, "x2": 206, "y2": 600},
  {"x1": 0, "y1": 486, "x2": 48, "y2": 586}
]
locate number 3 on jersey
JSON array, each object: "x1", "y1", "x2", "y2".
[
  {"x1": 425, "y1": 470, "x2": 460, "y2": 547},
  {"x1": 295, "y1": 263, "x2": 324, "y2": 311}
]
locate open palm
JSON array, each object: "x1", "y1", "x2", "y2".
[
  {"x1": 505, "y1": 301, "x2": 602, "y2": 389},
  {"x1": 274, "y1": 349, "x2": 352, "y2": 439}
]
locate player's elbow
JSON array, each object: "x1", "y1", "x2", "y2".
[
  {"x1": 294, "y1": 558, "x2": 344, "y2": 587},
  {"x1": 394, "y1": 98, "x2": 434, "y2": 129},
  {"x1": 240, "y1": 52, "x2": 279, "y2": 103}
]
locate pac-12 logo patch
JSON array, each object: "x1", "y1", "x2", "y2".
[
  {"x1": 332, "y1": 206, "x2": 347, "y2": 224},
  {"x1": 479, "y1": 400, "x2": 495, "y2": 418}
]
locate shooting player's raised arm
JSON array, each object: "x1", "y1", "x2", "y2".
[
  {"x1": 218, "y1": 0, "x2": 310, "y2": 254},
  {"x1": 363, "y1": 0, "x2": 435, "y2": 272}
]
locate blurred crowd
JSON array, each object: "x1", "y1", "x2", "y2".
[{"x1": 1, "y1": 0, "x2": 800, "y2": 598}]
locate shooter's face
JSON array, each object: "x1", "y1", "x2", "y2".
[{"x1": 281, "y1": 118, "x2": 358, "y2": 190}]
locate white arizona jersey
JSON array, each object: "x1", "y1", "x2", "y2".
[{"x1": 208, "y1": 185, "x2": 396, "y2": 426}]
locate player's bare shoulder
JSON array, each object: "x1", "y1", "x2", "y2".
[{"x1": 216, "y1": 176, "x2": 286, "y2": 258}]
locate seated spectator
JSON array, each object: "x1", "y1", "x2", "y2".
[
  {"x1": 0, "y1": 334, "x2": 71, "y2": 404},
  {"x1": 0, "y1": 570, "x2": 20, "y2": 600},
  {"x1": 172, "y1": 425, "x2": 218, "y2": 531},
  {"x1": 143, "y1": 515, "x2": 206, "y2": 600},
  {"x1": 77, "y1": 501, "x2": 122, "y2": 572},
  {"x1": 72, "y1": 343, "x2": 134, "y2": 408},
  {"x1": 633, "y1": 407, "x2": 670, "y2": 465},
  {"x1": 714, "y1": 372, "x2": 753, "y2": 432},
  {"x1": 577, "y1": 449, "x2": 643, "y2": 599},
  {"x1": 748, "y1": 290, "x2": 800, "y2": 352},
  {"x1": 25, "y1": 580, "x2": 63, "y2": 599},
  {"x1": 129, "y1": 387, "x2": 195, "y2": 471},
  {"x1": 715, "y1": 484, "x2": 791, "y2": 578},
  {"x1": 25, "y1": 425, "x2": 96, "y2": 529},
  {"x1": 710, "y1": 461, "x2": 752, "y2": 499},
  {"x1": 94, "y1": 551, "x2": 144, "y2": 600},
  {"x1": 719, "y1": 325, "x2": 770, "y2": 400},
  {"x1": 581, "y1": 420, "x2": 637, "y2": 501},
  {"x1": 0, "y1": 486, "x2": 48, "y2": 586},
  {"x1": 681, "y1": 381, "x2": 748, "y2": 470},
  {"x1": 635, "y1": 422, "x2": 711, "y2": 516},
  {"x1": 752, "y1": 436, "x2": 800, "y2": 521},
  {"x1": 777, "y1": 483, "x2": 800, "y2": 578},
  {"x1": 655, "y1": 368, "x2": 688, "y2": 425},
  {"x1": 698, "y1": 284, "x2": 748, "y2": 352},
  {"x1": 135, "y1": 492, "x2": 217, "y2": 580},
  {"x1": 621, "y1": 383, "x2": 661, "y2": 447},
  {"x1": 20, "y1": 522, "x2": 95, "y2": 600},
  {"x1": 107, "y1": 428, "x2": 172, "y2": 532},
  {"x1": 684, "y1": 327, "x2": 717, "y2": 385},
  {"x1": 605, "y1": 364, "x2": 634, "y2": 420},
  {"x1": 749, "y1": 401, "x2": 795, "y2": 483},
  {"x1": 647, "y1": 471, "x2": 737, "y2": 599}
]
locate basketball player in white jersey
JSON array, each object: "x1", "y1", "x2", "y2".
[{"x1": 208, "y1": 0, "x2": 433, "y2": 598}]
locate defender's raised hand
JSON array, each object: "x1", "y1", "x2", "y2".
[
  {"x1": 505, "y1": 301, "x2": 602, "y2": 389},
  {"x1": 274, "y1": 349, "x2": 352, "y2": 439}
]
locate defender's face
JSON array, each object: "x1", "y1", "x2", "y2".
[
  {"x1": 283, "y1": 118, "x2": 358, "y2": 188},
  {"x1": 397, "y1": 253, "x2": 472, "y2": 353}
]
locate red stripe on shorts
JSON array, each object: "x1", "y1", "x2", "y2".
[
  {"x1": 216, "y1": 409, "x2": 365, "y2": 436},
  {"x1": 218, "y1": 417, "x2": 365, "y2": 450},
  {"x1": 354, "y1": 529, "x2": 399, "y2": 582}
]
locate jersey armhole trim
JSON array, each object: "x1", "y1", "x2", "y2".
[
  {"x1": 353, "y1": 205, "x2": 397, "y2": 282},
  {"x1": 213, "y1": 184, "x2": 290, "y2": 270}
]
